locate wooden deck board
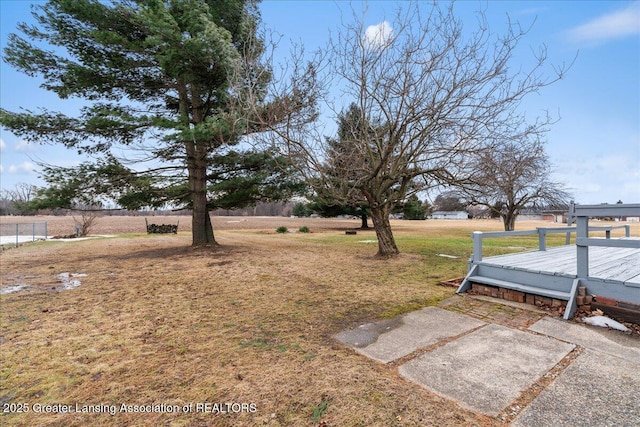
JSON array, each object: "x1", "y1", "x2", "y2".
[
  {"x1": 482, "y1": 245, "x2": 640, "y2": 285},
  {"x1": 485, "y1": 246, "x2": 569, "y2": 263},
  {"x1": 587, "y1": 248, "x2": 640, "y2": 278},
  {"x1": 627, "y1": 273, "x2": 640, "y2": 287},
  {"x1": 590, "y1": 253, "x2": 640, "y2": 282},
  {"x1": 484, "y1": 246, "x2": 577, "y2": 275}
]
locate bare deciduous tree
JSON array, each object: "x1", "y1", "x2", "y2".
[
  {"x1": 452, "y1": 136, "x2": 572, "y2": 231},
  {"x1": 245, "y1": 2, "x2": 571, "y2": 257},
  {"x1": 0, "y1": 183, "x2": 38, "y2": 215}
]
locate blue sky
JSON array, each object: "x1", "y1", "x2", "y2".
[{"x1": 1, "y1": 0, "x2": 639, "y2": 205}]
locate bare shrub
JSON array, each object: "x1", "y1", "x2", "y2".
[{"x1": 72, "y1": 208, "x2": 100, "y2": 237}]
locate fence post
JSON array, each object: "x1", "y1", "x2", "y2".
[
  {"x1": 32, "y1": 222, "x2": 36, "y2": 242},
  {"x1": 625, "y1": 225, "x2": 630, "y2": 237},
  {"x1": 605, "y1": 229, "x2": 611, "y2": 239},
  {"x1": 472, "y1": 231, "x2": 483, "y2": 263},
  {"x1": 15, "y1": 224, "x2": 19, "y2": 247}
]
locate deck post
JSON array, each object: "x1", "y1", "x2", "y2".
[
  {"x1": 472, "y1": 231, "x2": 483, "y2": 263},
  {"x1": 567, "y1": 201, "x2": 575, "y2": 224},
  {"x1": 538, "y1": 228, "x2": 547, "y2": 251},
  {"x1": 576, "y1": 216, "x2": 589, "y2": 277}
]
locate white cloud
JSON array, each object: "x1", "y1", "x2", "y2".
[
  {"x1": 555, "y1": 152, "x2": 640, "y2": 203},
  {"x1": 0, "y1": 138, "x2": 6, "y2": 151},
  {"x1": 364, "y1": 21, "x2": 393, "y2": 48},
  {"x1": 14, "y1": 140, "x2": 36, "y2": 152},
  {"x1": 568, "y1": 2, "x2": 640, "y2": 43},
  {"x1": 0, "y1": 164, "x2": 3, "y2": 173},
  {"x1": 514, "y1": 6, "x2": 550, "y2": 17},
  {"x1": 7, "y1": 161, "x2": 36, "y2": 174}
]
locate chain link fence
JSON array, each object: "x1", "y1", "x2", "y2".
[{"x1": 0, "y1": 221, "x2": 48, "y2": 247}]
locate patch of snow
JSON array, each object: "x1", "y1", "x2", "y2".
[
  {"x1": 0, "y1": 273, "x2": 88, "y2": 294},
  {"x1": 0, "y1": 235, "x2": 47, "y2": 245},
  {"x1": 437, "y1": 254, "x2": 459, "y2": 259},
  {"x1": 57, "y1": 272, "x2": 87, "y2": 290},
  {"x1": 0, "y1": 284, "x2": 29, "y2": 294},
  {"x1": 582, "y1": 315, "x2": 630, "y2": 332},
  {"x1": 52, "y1": 235, "x2": 115, "y2": 242}
]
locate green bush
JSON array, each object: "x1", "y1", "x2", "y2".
[
  {"x1": 299, "y1": 226, "x2": 310, "y2": 233},
  {"x1": 276, "y1": 226, "x2": 288, "y2": 233},
  {"x1": 403, "y1": 195, "x2": 427, "y2": 220},
  {"x1": 292, "y1": 202, "x2": 313, "y2": 217}
]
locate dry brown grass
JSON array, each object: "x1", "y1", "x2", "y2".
[{"x1": 1, "y1": 216, "x2": 637, "y2": 426}]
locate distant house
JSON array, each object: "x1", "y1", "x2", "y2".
[
  {"x1": 517, "y1": 213, "x2": 557, "y2": 221},
  {"x1": 518, "y1": 210, "x2": 560, "y2": 222},
  {"x1": 515, "y1": 213, "x2": 544, "y2": 221},
  {"x1": 430, "y1": 211, "x2": 469, "y2": 220},
  {"x1": 542, "y1": 210, "x2": 567, "y2": 223}
]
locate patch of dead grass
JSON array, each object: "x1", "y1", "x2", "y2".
[{"x1": 2, "y1": 218, "x2": 636, "y2": 426}]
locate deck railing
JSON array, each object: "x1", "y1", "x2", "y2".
[
  {"x1": 570, "y1": 203, "x2": 640, "y2": 278},
  {"x1": 470, "y1": 224, "x2": 630, "y2": 264}
]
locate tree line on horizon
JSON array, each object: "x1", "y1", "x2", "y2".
[
  {"x1": 0, "y1": 182, "x2": 567, "y2": 225},
  {"x1": 0, "y1": 0, "x2": 572, "y2": 257}
]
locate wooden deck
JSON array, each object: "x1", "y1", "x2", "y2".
[
  {"x1": 458, "y1": 244, "x2": 640, "y2": 320},
  {"x1": 458, "y1": 204, "x2": 640, "y2": 320},
  {"x1": 482, "y1": 245, "x2": 640, "y2": 287}
]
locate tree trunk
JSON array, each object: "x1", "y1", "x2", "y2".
[
  {"x1": 369, "y1": 204, "x2": 399, "y2": 257},
  {"x1": 189, "y1": 162, "x2": 217, "y2": 246},
  {"x1": 502, "y1": 212, "x2": 516, "y2": 231},
  {"x1": 360, "y1": 212, "x2": 370, "y2": 229},
  {"x1": 181, "y1": 81, "x2": 216, "y2": 247}
]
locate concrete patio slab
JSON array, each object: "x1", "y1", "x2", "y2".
[
  {"x1": 333, "y1": 306, "x2": 485, "y2": 363},
  {"x1": 528, "y1": 316, "x2": 640, "y2": 363},
  {"x1": 398, "y1": 323, "x2": 575, "y2": 416},
  {"x1": 512, "y1": 350, "x2": 640, "y2": 427}
]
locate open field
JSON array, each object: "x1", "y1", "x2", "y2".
[{"x1": 1, "y1": 216, "x2": 638, "y2": 426}]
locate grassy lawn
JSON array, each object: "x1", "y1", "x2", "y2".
[{"x1": 1, "y1": 218, "x2": 634, "y2": 426}]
